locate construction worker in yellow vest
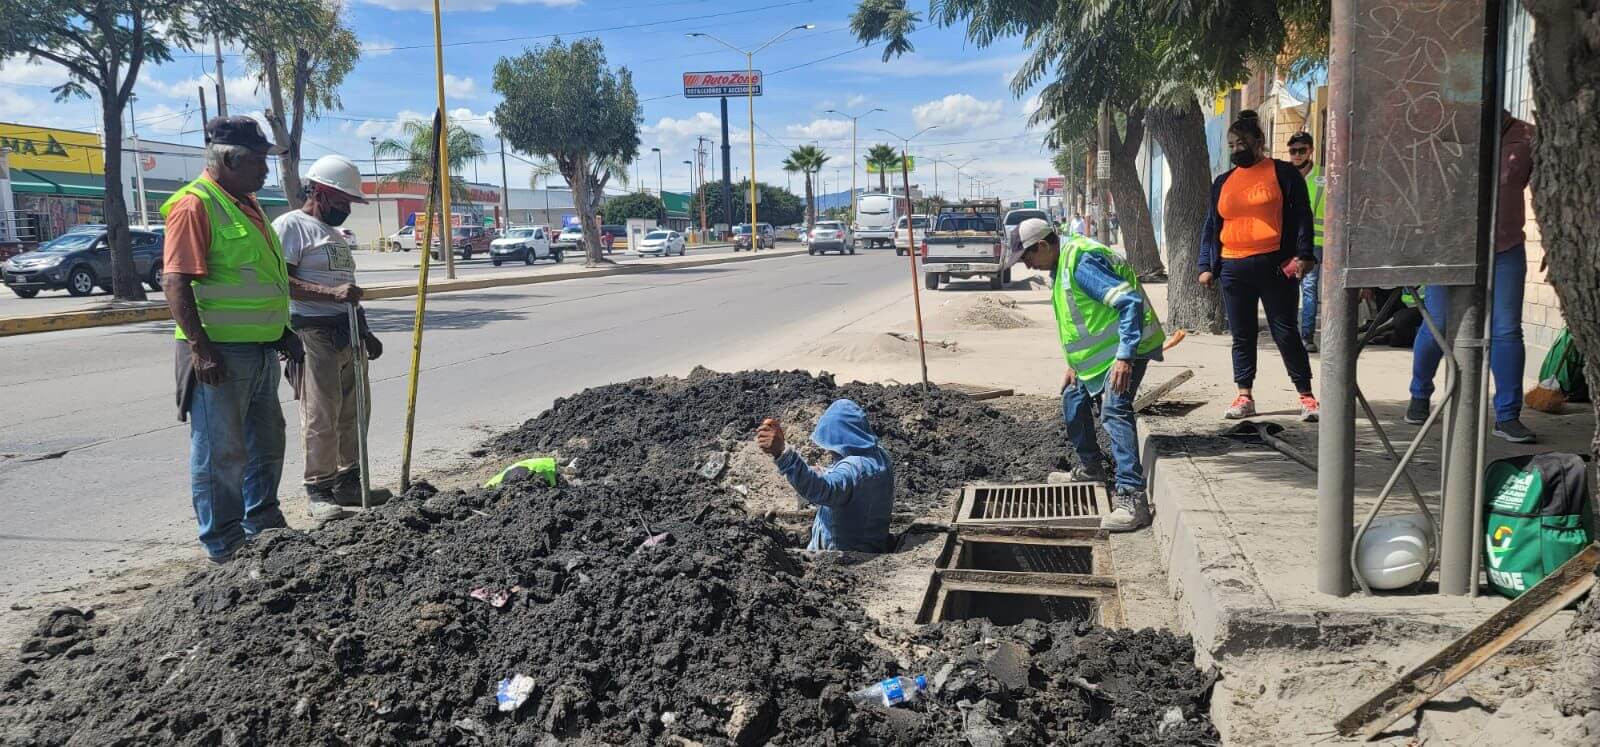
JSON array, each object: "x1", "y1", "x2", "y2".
[
  {"x1": 1288, "y1": 131, "x2": 1325, "y2": 352},
  {"x1": 161, "y1": 117, "x2": 300, "y2": 564},
  {"x1": 1009, "y1": 218, "x2": 1166, "y2": 532}
]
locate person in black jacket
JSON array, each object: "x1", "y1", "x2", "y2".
[{"x1": 1198, "y1": 111, "x2": 1320, "y2": 422}]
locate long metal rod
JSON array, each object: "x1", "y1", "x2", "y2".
[
  {"x1": 347, "y1": 305, "x2": 372, "y2": 509},
  {"x1": 900, "y1": 148, "x2": 929, "y2": 394},
  {"x1": 398, "y1": 117, "x2": 443, "y2": 492},
  {"x1": 1317, "y1": 0, "x2": 1357, "y2": 596}
]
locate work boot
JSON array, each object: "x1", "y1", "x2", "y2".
[
  {"x1": 332, "y1": 469, "x2": 393, "y2": 508},
  {"x1": 1224, "y1": 394, "x2": 1256, "y2": 420},
  {"x1": 1302, "y1": 336, "x2": 1318, "y2": 354},
  {"x1": 1101, "y1": 489, "x2": 1151, "y2": 533},
  {"x1": 1403, "y1": 398, "x2": 1431, "y2": 426},
  {"x1": 1067, "y1": 463, "x2": 1108, "y2": 483},
  {"x1": 1492, "y1": 418, "x2": 1537, "y2": 444},
  {"x1": 1298, "y1": 393, "x2": 1321, "y2": 423},
  {"x1": 306, "y1": 483, "x2": 350, "y2": 524}
]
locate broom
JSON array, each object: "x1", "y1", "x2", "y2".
[{"x1": 1525, "y1": 377, "x2": 1567, "y2": 414}]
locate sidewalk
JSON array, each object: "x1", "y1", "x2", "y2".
[{"x1": 0, "y1": 242, "x2": 792, "y2": 337}]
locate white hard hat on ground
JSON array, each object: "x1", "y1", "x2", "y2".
[
  {"x1": 305, "y1": 155, "x2": 369, "y2": 203},
  {"x1": 1006, "y1": 217, "x2": 1054, "y2": 268},
  {"x1": 1355, "y1": 514, "x2": 1434, "y2": 590}
]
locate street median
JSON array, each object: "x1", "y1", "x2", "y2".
[{"x1": 0, "y1": 245, "x2": 804, "y2": 338}]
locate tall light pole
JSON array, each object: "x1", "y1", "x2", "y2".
[
  {"x1": 947, "y1": 157, "x2": 975, "y2": 201},
  {"x1": 688, "y1": 23, "x2": 813, "y2": 250},
  {"x1": 876, "y1": 125, "x2": 939, "y2": 201},
  {"x1": 651, "y1": 146, "x2": 663, "y2": 196},
  {"x1": 683, "y1": 159, "x2": 694, "y2": 232},
  {"x1": 824, "y1": 106, "x2": 884, "y2": 226},
  {"x1": 371, "y1": 136, "x2": 385, "y2": 248}
]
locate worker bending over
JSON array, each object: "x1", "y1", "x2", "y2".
[
  {"x1": 756, "y1": 399, "x2": 894, "y2": 552},
  {"x1": 1011, "y1": 218, "x2": 1166, "y2": 532}
]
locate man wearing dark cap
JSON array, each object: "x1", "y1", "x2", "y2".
[{"x1": 160, "y1": 116, "x2": 300, "y2": 563}]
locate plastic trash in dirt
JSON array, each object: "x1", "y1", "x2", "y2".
[
  {"x1": 469, "y1": 587, "x2": 517, "y2": 608},
  {"x1": 848, "y1": 674, "x2": 928, "y2": 707},
  {"x1": 496, "y1": 674, "x2": 536, "y2": 712}
]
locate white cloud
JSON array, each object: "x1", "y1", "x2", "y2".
[
  {"x1": 443, "y1": 74, "x2": 479, "y2": 100},
  {"x1": 353, "y1": 0, "x2": 578, "y2": 12},
  {"x1": 360, "y1": 38, "x2": 398, "y2": 57},
  {"x1": 141, "y1": 74, "x2": 265, "y2": 109},
  {"x1": 133, "y1": 103, "x2": 200, "y2": 136},
  {"x1": 643, "y1": 112, "x2": 729, "y2": 145},
  {"x1": 784, "y1": 118, "x2": 853, "y2": 141},
  {"x1": 912, "y1": 94, "x2": 1005, "y2": 134},
  {"x1": 0, "y1": 55, "x2": 73, "y2": 89},
  {"x1": 0, "y1": 88, "x2": 45, "y2": 120},
  {"x1": 846, "y1": 94, "x2": 867, "y2": 109}
]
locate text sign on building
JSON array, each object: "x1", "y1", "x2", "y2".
[
  {"x1": 682, "y1": 71, "x2": 763, "y2": 98},
  {"x1": 1340, "y1": 0, "x2": 1495, "y2": 287},
  {"x1": 0, "y1": 123, "x2": 105, "y2": 175}
]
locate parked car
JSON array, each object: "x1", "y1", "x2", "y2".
[
  {"x1": 430, "y1": 225, "x2": 492, "y2": 260},
  {"x1": 636, "y1": 230, "x2": 686, "y2": 256},
  {"x1": 732, "y1": 223, "x2": 773, "y2": 251},
  {"x1": 1001, "y1": 208, "x2": 1050, "y2": 268},
  {"x1": 385, "y1": 225, "x2": 417, "y2": 252},
  {"x1": 893, "y1": 214, "x2": 930, "y2": 256},
  {"x1": 2, "y1": 228, "x2": 165, "y2": 298},
  {"x1": 553, "y1": 226, "x2": 584, "y2": 252},
  {"x1": 807, "y1": 221, "x2": 853, "y2": 255},
  {"x1": 922, "y1": 200, "x2": 1007, "y2": 290},
  {"x1": 490, "y1": 226, "x2": 560, "y2": 265}
]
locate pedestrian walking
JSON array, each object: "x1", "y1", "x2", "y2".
[
  {"x1": 1198, "y1": 111, "x2": 1321, "y2": 422},
  {"x1": 1069, "y1": 213, "x2": 1086, "y2": 237},
  {"x1": 1405, "y1": 110, "x2": 1538, "y2": 443},
  {"x1": 160, "y1": 117, "x2": 294, "y2": 563},
  {"x1": 1010, "y1": 218, "x2": 1166, "y2": 532},
  {"x1": 1288, "y1": 131, "x2": 1326, "y2": 352},
  {"x1": 275, "y1": 155, "x2": 393, "y2": 522}
]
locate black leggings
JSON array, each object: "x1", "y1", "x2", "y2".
[{"x1": 1220, "y1": 252, "x2": 1313, "y2": 393}]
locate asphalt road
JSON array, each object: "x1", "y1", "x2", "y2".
[
  {"x1": 0, "y1": 242, "x2": 751, "y2": 317},
  {"x1": 0, "y1": 247, "x2": 909, "y2": 606}
]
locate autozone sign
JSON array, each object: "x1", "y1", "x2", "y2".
[{"x1": 682, "y1": 70, "x2": 763, "y2": 98}]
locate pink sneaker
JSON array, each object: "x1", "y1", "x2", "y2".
[
  {"x1": 1299, "y1": 393, "x2": 1321, "y2": 422},
  {"x1": 1224, "y1": 394, "x2": 1256, "y2": 419}
]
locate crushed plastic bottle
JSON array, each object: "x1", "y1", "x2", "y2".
[{"x1": 848, "y1": 675, "x2": 928, "y2": 708}]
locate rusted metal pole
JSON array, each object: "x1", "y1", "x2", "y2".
[{"x1": 901, "y1": 150, "x2": 929, "y2": 394}]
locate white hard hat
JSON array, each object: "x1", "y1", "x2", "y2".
[
  {"x1": 1006, "y1": 217, "x2": 1054, "y2": 268},
  {"x1": 305, "y1": 155, "x2": 368, "y2": 203},
  {"x1": 1356, "y1": 514, "x2": 1434, "y2": 590}
]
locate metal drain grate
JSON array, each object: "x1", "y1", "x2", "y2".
[{"x1": 955, "y1": 482, "x2": 1107, "y2": 527}]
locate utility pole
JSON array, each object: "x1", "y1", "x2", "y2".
[
  {"x1": 371, "y1": 136, "x2": 385, "y2": 248},
  {"x1": 498, "y1": 133, "x2": 511, "y2": 229},
  {"x1": 198, "y1": 88, "x2": 208, "y2": 135},
  {"x1": 719, "y1": 98, "x2": 732, "y2": 234},
  {"x1": 1096, "y1": 102, "x2": 1112, "y2": 244},
  {"x1": 127, "y1": 97, "x2": 150, "y2": 227},
  {"x1": 213, "y1": 36, "x2": 228, "y2": 116}
]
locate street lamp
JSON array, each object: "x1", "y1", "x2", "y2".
[
  {"x1": 824, "y1": 106, "x2": 885, "y2": 226},
  {"x1": 683, "y1": 159, "x2": 695, "y2": 232},
  {"x1": 651, "y1": 146, "x2": 663, "y2": 197},
  {"x1": 370, "y1": 136, "x2": 384, "y2": 249},
  {"x1": 688, "y1": 23, "x2": 814, "y2": 249},
  {"x1": 876, "y1": 125, "x2": 939, "y2": 205}
]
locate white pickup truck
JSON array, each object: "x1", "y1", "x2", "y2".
[{"x1": 921, "y1": 200, "x2": 1008, "y2": 290}]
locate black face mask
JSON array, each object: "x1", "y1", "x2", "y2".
[
  {"x1": 321, "y1": 204, "x2": 351, "y2": 227},
  {"x1": 1230, "y1": 150, "x2": 1260, "y2": 168}
]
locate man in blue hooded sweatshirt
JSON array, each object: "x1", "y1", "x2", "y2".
[{"x1": 756, "y1": 399, "x2": 895, "y2": 552}]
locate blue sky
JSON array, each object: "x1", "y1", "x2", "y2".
[{"x1": 1, "y1": 0, "x2": 1052, "y2": 200}]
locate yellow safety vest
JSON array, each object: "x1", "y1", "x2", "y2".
[
  {"x1": 159, "y1": 178, "x2": 289, "y2": 343},
  {"x1": 1053, "y1": 237, "x2": 1165, "y2": 381}
]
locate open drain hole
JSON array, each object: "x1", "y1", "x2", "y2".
[
  {"x1": 964, "y1": 542, "x2": 1094, "y2": 574},
  {"x1": 939, "y1": 590, "x2": 1098, "y2": 625}
]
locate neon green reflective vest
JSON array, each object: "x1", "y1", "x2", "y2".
[
  {"x1": 484, "y1": 457, "x2": 558, "y2": 488},
  {"x1": 159, "y1": 178, "x2": 289, "y2": 343},
  {"x1": 1052, "y1": 236, "x2": 1166, "y2": 381},
  {"x1": 1307, "y1": 164, "x2": 1326, "y2": 248}
]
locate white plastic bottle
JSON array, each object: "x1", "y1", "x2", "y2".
[{"x1": 848, "y1": 675, "x2": 928, "y2": 707}]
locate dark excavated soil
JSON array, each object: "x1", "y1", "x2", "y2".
[{"x1": 0, "y1": 371, "x2": 1209, "y2": 745}]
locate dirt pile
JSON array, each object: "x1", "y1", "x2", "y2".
[
  {"x1": 0, "y1": 371, "x2": 1200, "y2": 745},
  {"x1": 798, "y1": 332, "x2": 964, "y2": 364},
  {"x1": 954, "y1": 295, "x2": 1033, "y2": 330}
]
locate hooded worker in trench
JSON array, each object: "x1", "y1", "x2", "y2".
[{"x1": 756, "y1": 399, "x2": 895, "y2": 553}]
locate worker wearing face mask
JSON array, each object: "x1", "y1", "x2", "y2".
[{"x1": 273, "y1": 155, "x2": 391, "y2": 523}]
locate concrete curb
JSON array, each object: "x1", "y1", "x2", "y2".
[{"x1": 0, "y1": 247, "x2": 804, "y2": 338}]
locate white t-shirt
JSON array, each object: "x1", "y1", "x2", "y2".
[{"x1": 274, "y1": 209, "x2": 356, "y2": 318}]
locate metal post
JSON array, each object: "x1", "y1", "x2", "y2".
[
  {"x1": 198, "y1": 88, "x2": 208, "y2": 134},
  {"x1": 347, "y1": 305, "x2": 372, "y2": 509},
  {"x1": 213, "y1": 36, "x2": 228, "y2": 116},
  {"x1": 372, "y1": 137, "x2": 385, "y2": 248},
  {"x1": 1096, "y1": 102, "x2": 1112, "y2": 244},
  {"x1": 431, "y1": 0, "x2": 455, "y2": 280},
  {"x1": 900, "y1": 148, "x2": 929, "y2": 394},
  {"x1": 499, "y1": 133, "x2": 510, "y2": 229},
  {"x1": 720, "y1": 96, "x2": 732, "y2": 234},
  {"x1": 128, "y1": 99, "x2": 150, "y2": 226},
  {"x1": 745, "y1": 54, "x2": 758, "y2": 249},
  {"x1": 1317, "y1": 0, "x2": 1357, "y2": 596},
  {"x1": 1441, "y1": 286, "x2": 1486, "y2": 594}
]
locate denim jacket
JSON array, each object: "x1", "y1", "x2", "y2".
[{"x1": 775, "y1": 399, "x2": 894, "y2": 552}]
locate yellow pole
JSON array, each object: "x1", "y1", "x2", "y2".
[
  {"x1": 400, "y1": 162, "x2": 439, "y2": 491},
  {"x1": 746, "y1": 53, "x2": 758, "y2": 250},
  {"x1": 433, "y1": 0, "x2": 457, "y2": 281}
]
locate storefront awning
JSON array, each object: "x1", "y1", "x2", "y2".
[{"x1": 14, "y1": 168, "x2": 106, "y2": 197}]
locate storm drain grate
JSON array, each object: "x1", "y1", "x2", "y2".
[{"x1": 955, "y1": 482, "x2": 1107, "y2": 527}]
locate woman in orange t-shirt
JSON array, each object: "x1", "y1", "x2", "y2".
[{"x1": 1197, "y1": 112, "x2": 1320, "y2": 422}]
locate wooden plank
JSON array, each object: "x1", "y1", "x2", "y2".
[
  {"x1": 938, "y1": 382, "x2": 1015, "y2": 401},
  {"x1": 1336, "y1": 543, "x2": 1600, "y2": 740},
  {"x1": 1134, "y1": 368, "x2": 1194, "y2": 412},
  {"x1": 939, "y1": 568, "x2": 1121, "y2": 592},
  {"x1": 954, "y1": 525, "x2": 1109, "y2": 543}
]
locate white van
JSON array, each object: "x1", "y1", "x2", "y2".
[{"x1": 852, "y1": 193, "x2": 903, "y2": 249}]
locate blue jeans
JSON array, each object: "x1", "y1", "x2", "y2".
[
  {"x1": 188, "y1": 342, "x2": 288, "y2": 559},
  {"x1": 1300, "y1": 247, "x2": 1323, "y2": 341},
  {"x1": 1062, "y1": 360, "x2": 1149, "y2": 493},
  {"x1": 1410, "y1": 244, "x2": 1527, "y2": 422}
]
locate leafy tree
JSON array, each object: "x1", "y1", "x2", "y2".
[
  {"x1": 602, "y1": 192, "x2": 664, "y2": 223},
  {"x1": 851, "y1": 0, "x2": 1294, "y2": 330},
  {"x1": 781, "y1": 144, "x2": 829, "y2": 230},
  {"x1": 692, "y1": 180, "x2": 802, "y2": 228},
  {"x1": 865, "y1": 143, "x2": 900, "y2": 193},
  {"x1": 245, "y1": 0, "x2": 360, "y2": 209},
  {"x1": 373, "y1": 118, "x2": 486, "y2": 218},
  {"x1": 493, "y1": 38, "x2": 640, "y2": 266}
]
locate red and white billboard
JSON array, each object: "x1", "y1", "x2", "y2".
[
  {"x1": 683, "y1": 70, "x2": 763, "y2": 98},
  {"x1": 1045, "y1": 176, "x2": 1065, "y2": 190}
]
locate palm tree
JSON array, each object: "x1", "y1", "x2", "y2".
[
  {"x1": 374, "y1": 118, "x2": 488, "y2": 220},
  {"x1": 782, "y1": 145, "x2": 830, "y2": 230},
  {"x1": 866, "y1": 143, "x2": 899, "y2": 193}
]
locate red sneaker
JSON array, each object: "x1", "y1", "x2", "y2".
[
  {"x1": 1299, "y1": 393, "x2": 1320, "y2": 422},
  {"x1": 1224, "y1": 394, "x2": 1256, "y2": 419}
]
